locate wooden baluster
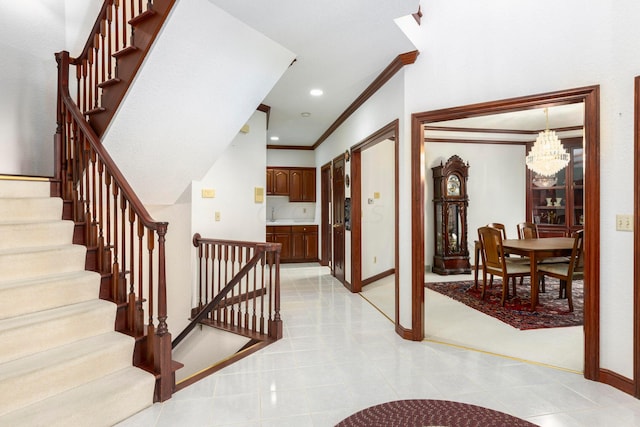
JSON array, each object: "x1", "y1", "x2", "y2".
[
  {"x1": 121, "y1": 0, "x2": 127, "y2": 49},
  {"x1": 153, "y1": 223, "x2": 172, "y2": 402},
  {"x1": 135, "y1": 222, "x2": 145, "y2": 336},
  {"x1": 92, "y1": 33, "x2": 100, "y2": 108},
  {"x1": 271, "y1": 248, "x2": 282, "y2": 339},
  {"x1": 120, "y1": 195, "x2": 128, "y2": 303},
  {"x1": 106, "y1": 4, "x2": 113, "y2": 79},
  {"x1": 260, "y1": 251, "x2": 266, "y2": 335},
  {"x1": 127, "y1": 208, "x2": 135, "y2": 332},
  {"x1": 97, "y1": 161, "x2": 105, "y2": 272},
  {"x1": 112, "y1": 185, "x2": 121, "y2": 302},
  {"x1": 145, "y1": 228, "x2": 155, "y2": 366}
]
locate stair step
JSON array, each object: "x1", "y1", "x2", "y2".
[
  {"x1": 0, "y1": 299, "x2": 116, "y2": 365},
  {"x1": 0, "y1": 332, "x2": 135, "y2": 416},
  {"x1": 0, "y1": 179, "x2": 50, "y2": 198},
  {"x1": 0, "y1": 197, "x2": 62, "y2": 221},
  {"x1": 0, "y1": 220, "x2": 74, "y2": 250},
  {"x1": 0, "y1": 366, "x2": 155, "y2": 427},
  {"x1": 0, "y1": 270, "x2": 100, "y2": 320},
  {"x1": 0, "y1": 244, "x2": 87, "y2": 282}
]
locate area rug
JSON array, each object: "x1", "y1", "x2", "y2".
[
  {"x1": 425, "y1": 277, "x2": 583, "y2": 330},
  {"x1": 335, "y1": 399, "x2": 536, "y2": 427}
]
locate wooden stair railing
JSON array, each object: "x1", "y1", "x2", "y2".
[
  {"x1": 172, "y1": 235, "x2": 283, "y2": 349},
  {"x1": 71, "y1": 0, "x2": 176, "y2": 137},
  {"x1": 54, "y1": 50, "x2": 175, "y2": 402}
]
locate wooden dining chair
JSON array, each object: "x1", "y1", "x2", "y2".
[
  {"x1": 536, "y1": 230, "x2": 584, "y2": 312},
  {"x1": 516, "y1": 221, "x2": 569, "y2": 292},
  {"x1": 517, "y1": 222, "x2": 538, "y2": 240},
  {"x1": 477, "y1": 226, "x2": 531, "y2": 306}
]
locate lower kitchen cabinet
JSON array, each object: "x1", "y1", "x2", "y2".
[{"x1": 267, "y1": 225, "x2": 318, "y2": 263}]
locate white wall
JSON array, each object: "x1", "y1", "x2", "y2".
[
  {"x1": 425, "y1": 143, "x2": 526, "y2": 268},
  {"x1": 405, "y1": 0, "x2": 637, "y2": 379},
  {"x1": 191, "y1": 111, "x2": 268, "y2": 242},
  {"x1": 361, "y1": 139, "x2": 395, "y2": 278}
]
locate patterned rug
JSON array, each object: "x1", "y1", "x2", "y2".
[
  {"x1": 335, "y1": 399, "x2": 536, "y2": 427},
  {"x1": 425, "y1": 277, "x2": 583, "y2": 330}
]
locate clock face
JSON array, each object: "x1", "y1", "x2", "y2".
[{"x1": 446, "y1": 175, "x2": 461, "y2": 196}]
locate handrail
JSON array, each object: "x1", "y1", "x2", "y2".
[
  {"x1": 56, "y1": 49, "x2": 172, "y2": 401},
  {"x1": 173, "y1": 234, "x2": 282, "y2": 348}
]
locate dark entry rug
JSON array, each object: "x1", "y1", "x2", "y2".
[
  {"x1": 335, "y1": 399, "x2": 536, "y2": 427},
  {"x1": 425, "y1": 277, "x2": 583, "y2": 330}
]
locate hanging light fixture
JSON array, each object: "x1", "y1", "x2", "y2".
[{"x1": 525, "y1": 108, "x2": 570, "y2": 176}]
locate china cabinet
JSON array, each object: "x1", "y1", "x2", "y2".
[
  {"x1": 526, "y1": 137, "x2": 584, "y2": 237},
  {"x1": 432, "y1": 155, "x2": 471, "y2": 275}
]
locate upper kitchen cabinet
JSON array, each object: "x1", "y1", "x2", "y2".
[
  {"x1": 289, "y1": 168, "x2": 316, "y2": 202},
  {"x1": 266, "y1": 168, "x2": 289, "y2": 196}
]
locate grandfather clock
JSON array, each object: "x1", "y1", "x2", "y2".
[{"x1": 432, "y1": 155, "x2": 471, "y2": 275}]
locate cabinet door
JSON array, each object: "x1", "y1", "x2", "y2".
[
  {"x1": 302, "y1": 169, "x2": 316, "y2": 202},
  {"x1": 272, "y1": 231, "x2": 291, "y2": 260},
  {"x1": 305, "y1": 230, "x2": 318, "y2": 260},
  {"x1": 272, "y1": 169, "x2": 290, "y2": 195},
  {"x1": 266, "y1": 169, "x2": 274, "y2": 195},
  {"x1": 289, "y1": 169, "x2": 303, "y2": 201},
  {"x1": 291, "y1": 232, "x2": 305, "y2": 260}
]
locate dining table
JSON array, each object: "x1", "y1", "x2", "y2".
[{"x1": 501, "y1": 237, "x2": 575, "y2": 309}]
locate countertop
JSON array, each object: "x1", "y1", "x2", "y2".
[{"x1": 266, "y1": 220, "x2": 317, "y2": 226}]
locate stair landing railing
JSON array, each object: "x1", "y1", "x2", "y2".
[{"x1": 173, "y1": 235, "x2": 283, "y2": 349}]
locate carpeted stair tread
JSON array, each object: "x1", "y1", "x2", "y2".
[
  {"x1": 0, "y1": 299, "x2": 116, "y2": 365},
  {"x1": 0, "y1": 197, "x2": 63, "y2": 221},
  {"x1": 0, "y1": 219, "x2": 74, "y2": 249},
  {"x1": 0, "y1": 366, "x2": 156, "y2": 427},
  {"x1": 0, "y1": 244, "x2": 87, "y2": 281},
  {"x1": 0, "y1": 331, "x2": 135, "y2": 416},
  {"x1": 0, "y1": 180, "x2": 50, "y2": 198},
  {"x1": 0, "y1": 270, "x2": 100, "y2": 320}
]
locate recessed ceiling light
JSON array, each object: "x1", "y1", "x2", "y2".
[
  {"x1": 310, "y1": 89, "x2": 323, "y2": 96},
  {"x1": 301, "y1": 112, "x2": 311, "y2": 117},
  {"x1": 270, "y1": 136, "x2": 279, "y2": 141}
]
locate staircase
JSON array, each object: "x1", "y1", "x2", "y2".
[{"x1": 0, "y1": 178, "x2": 155, "y2": 426}]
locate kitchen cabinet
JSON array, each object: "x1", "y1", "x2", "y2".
[
  {"x1": 266, "y1": 168, "x2": 289, "y2": 196},
  {"x1": 266, "y1": 167, "x2": 315, "y2": 201},
  {"x1": 266, "y1": 225, "x2": 318, "y2": 263},
  {"x1": 289, "y1": 168, "x2": 316, "y2": 202},
  {"x1": 526, "y1": 137, "x2": 584, "y2": 237},
  {"x1": 266, "y1": 226, "x2": 291, "y2": 260}
]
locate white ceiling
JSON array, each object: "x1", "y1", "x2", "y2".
[{"x1": 207, "y1": 0, "x2": 419, "y2": 147}]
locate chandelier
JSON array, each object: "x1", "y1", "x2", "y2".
[{"x1": 525, "y1": 108, "x2": 570, "y2": 176}]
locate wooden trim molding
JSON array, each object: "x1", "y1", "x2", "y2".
[
  {"x1": 600, "y1": 369, "x2": 634, "y2": 396},
  {"x1": 312, "y1": 51, "x2": 419, "y2": 150},
  {"x1": 266, "y1": 145, "x2": 314, "y2": 151},
  {"x1": 362, "y1": 268, "x2": 395, "y2": 287},
  {"x1": 634, "y1": 75, "x2": 640, "y2": 398},
  {"x1": 257, "y1": 103, "x2": 270, "y2": 129},
  {"x1": 411, "y1": 85, "x2": 602, "y2": 375}
]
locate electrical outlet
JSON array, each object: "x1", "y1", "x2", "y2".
[
  {"x1": 616, "y1": 214, "x2": 633, "y2": 231},
  {"x1": 215, "y1": 211, "x2": 221, "y2": 222}
]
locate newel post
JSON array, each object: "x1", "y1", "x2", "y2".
[{"x1": 153, "y1": 222, "x2": 173, "y2": 401}]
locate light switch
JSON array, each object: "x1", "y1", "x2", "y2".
[
  {"x1": 374, "y1": 192, "x2": 380, "y2": 199},
  {"x1": 616, "y1": 214, "x2": 633, "y2": 231},
  {"x1": 215, "y1": 211, "x2": 221, "y2": 221},
  {"x1": 202, "y1": 188, "x2": 215, "y2": 198},
  {"x1": 254, "y1": 187, "x2": 264, "y2": 203}
]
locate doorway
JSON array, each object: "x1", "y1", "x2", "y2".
[
  {"x1": 320, "y1": 163, "x2": 331, "y2": 268},
  {"x1": 350, "y1": 121, "x2": 399, "y2": 322},
  {"x1": 411, "y1": 86, "x2": 601, "y2": 380}
]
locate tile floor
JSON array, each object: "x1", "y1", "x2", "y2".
[{"x1": 118, "y1": 263, "x2": 640, "y2": 426}]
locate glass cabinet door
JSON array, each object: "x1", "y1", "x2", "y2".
[
  {"x1": 447, "y1": 204, "x2": 460, "y2": 253},
  {"x1": 572, "y1": 146, "x2": 584, "y2": 227},
  {"x1": 435, "y1": 204, "x2": 443, "y2": 254}
]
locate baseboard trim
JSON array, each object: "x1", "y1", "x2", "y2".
[
  {"x1": 362, "y1": 268, "x2": 395, "y2": 287},
  {"x1": 599, "y1": 368, "x2": 635, "y2": 396}
]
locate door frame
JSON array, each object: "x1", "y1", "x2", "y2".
[
  {"x1": 332, "y1": 154, "x2": 346, "y2": 285},
  {"x1": 411, "y1": 86, "x2": 601, "y2": 381},
  {"x1": 320, "y1": 162, "x2": 332, "y2": 267},
  {"x1": 350, "y1": 121, "x2": 399, "y2": 321}
]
